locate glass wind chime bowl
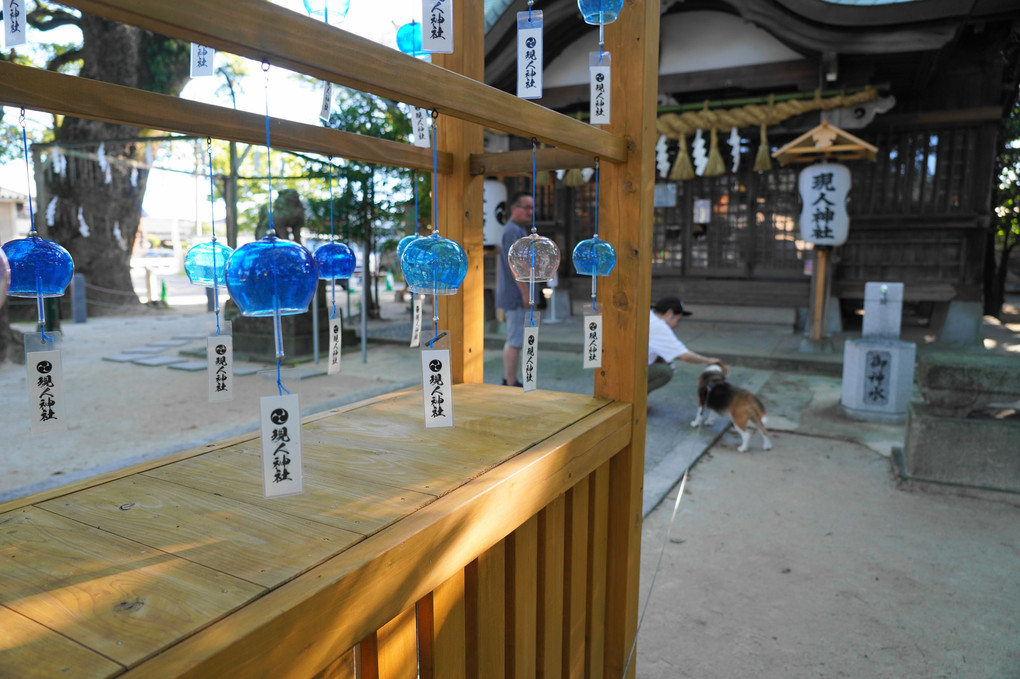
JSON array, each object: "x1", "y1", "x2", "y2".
[
  {"x1": 577, "y1": 0, "x2": 625, "y2": 25},
  {"x1": 572, "y1": 235, "x2": 616, "y2": 277},
  {"x1": 396, "y1": 20, "x2": 424, "y2": 56},
  {"x1": 397, "y1": 233, "x2": 424, "y2": 260},
  {"x1": 2, "y1": 236, "x2": 74, "y2": 297},
  {"x1": 0, "y1": 248, "x2": 10, "y2": 302},
  {"x1": 225, "y1": 235, "x2": 318, "y2": 316},
  {"x1": 314, "y1": 241, "x2": 357, "y2": 280},
  {"x1": 302, "y1": 0, "x2": 350, "y2": 24},
  {"x1": 184, "y1": 241, "x2": 235, "y2": 287},
  {"x1": 508, "y1": 233, "x2": 560, "y2": 282},
  {"x1": 401, "y1": 233, "x2": 468, "y2": 295}
]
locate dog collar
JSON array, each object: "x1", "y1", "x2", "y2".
[{"x1": 698, "y1": 379, "x2": 726, "y2": 406}]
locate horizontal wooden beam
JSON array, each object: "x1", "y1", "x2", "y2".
[
  {"x1": 0, "y1": 62, "x2": 448, "y2": 173},
  {"x1": 470, "y1": 148, "x2": 597, "y2": 176},
  {"x1": 65, "y1": 0, "x2": 628, "y2": 163}
]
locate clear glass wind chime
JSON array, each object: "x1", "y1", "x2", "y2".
[
  {"x1": 313, "y1": 157, "x2": 356, "y2": 375},
  {"x1": 507, "y1": 140, "x2": 561, "y2": 391},
  {"x1": 400, "y1": 115, "x2": 467, "y2": 428},
  {"x1": 3, "y1": 109, "x2": 75, "y2": 433},
  {"x1": 572, "y1": 158, "x2": 616, "y2": 368}
]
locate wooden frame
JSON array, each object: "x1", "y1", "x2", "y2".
[{"x1": 0, "y1": 1, "x2": 658, "y2": 677}]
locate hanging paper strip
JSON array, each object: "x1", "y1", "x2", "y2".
[
  {"x1": 522, "y1": 321, "x2": 540, "y2": 392},
  {"x1": 421, "y1": 342, "x2": 454, "y2": 428},
  {"x1": 409, "y1": 106, "x2": 431, "y2": 149},
  {"x1": 410, "y1": 294, "x2": 424, "y2": 348},
  {"x1": 260, "y1": 393, "x2": 304, "y2": 497},
  {"x1": 589, "y1": 51, "x2": 611, "y2": 125},
  {"x1": 3, "y1": 0, "x2": 27, "y2": 48},
  {"x1": 319, "y1": 81, "x2": 334, "y2": 123},
  {"x1": 328, "y1": 316, "x2": 342, "y2": 375},
  {"x1": 422, "y1": 0, "x2": 453, "y2": 54},
  {"x1": 207, "y1": 323, "x2": 234, "y2": 402},
  {"x1": 26, "y1": 333, "x2": 65, "y2": 434},
  {"x1": 582, "y1": 305, "x2": 603, "y2": 369},
  {"x1": 516, "y1": 10, "x2": 543, "y2": 100},
  {"x1": 190, "y1": 43, "x2": 215, "y2": 77}
]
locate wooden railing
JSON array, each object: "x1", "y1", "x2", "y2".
[{"x1": 0, "y1": 385, "x2": 632, "y2": 678}]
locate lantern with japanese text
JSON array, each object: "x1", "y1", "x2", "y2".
[{"x1": 798, "y1": 162, "x2": 851, "y2": 246}]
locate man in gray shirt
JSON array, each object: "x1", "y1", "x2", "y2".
[{"x1": 496, "y1": 192, "x2": 533, "y2": 386}]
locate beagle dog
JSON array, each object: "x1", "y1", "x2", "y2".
[{"x1": 691, "y1": 364, "x2": 772, "y2": 452}]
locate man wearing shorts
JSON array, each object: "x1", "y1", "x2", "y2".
[{"x1": 496, "y1": 192, "x2": 533, "y2": 387}]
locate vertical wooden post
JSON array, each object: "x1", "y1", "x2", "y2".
[
  {"x1": 809, "y1": 248, "x2": 830, "y2": 340},
  {"x1": 434, "y1": 1, "x2": 485, "y2": 385},
  {"x1": 599, "y1": 1, "x2": 660, "y2": 677}
]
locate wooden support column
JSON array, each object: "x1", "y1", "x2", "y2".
[
  {"x1": 598, "y1": 1, "x2": 660, "y2": 677},
  {"x1": 434, "y1": 0, "x2": 485, "y2": 384}
]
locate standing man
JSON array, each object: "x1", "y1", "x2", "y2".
[
  {"x1": 496, "y1": 192, "x2": 534, "y2": 387},
  {"x1": 648, "y1": 297, "x2": 721, "y2": 393}
]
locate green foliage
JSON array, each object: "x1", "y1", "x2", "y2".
[
  {"x1": 141, "y1": 36, "x2": 191, "y2": 95},
  {"x1": 994, "y1": 99, "x2": 1020, "y2": 255}
]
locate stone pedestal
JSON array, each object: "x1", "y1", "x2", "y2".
[{"x1": 840, "y1": 338, "x2": 916, "y2": 422}]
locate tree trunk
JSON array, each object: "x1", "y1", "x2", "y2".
[{"x1": 41, "y1": 15, "x2": 189, "y2": 313}]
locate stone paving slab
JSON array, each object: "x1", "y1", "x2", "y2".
[
  {"x1": 102, "y1": 354, "x2": 143, "y2": 363},
  {"x1": 147, "y1": 339, "x2": 191, "y2": 347},
  {"x1": 167, "y1": 361, "x2": 208, "y2": 372},
  {"x1": 131, "y1": 356, "x2": 187, "y2": 367},
  {"x1": 120, "y1": 346, "x2": 165, "y2": 354}
]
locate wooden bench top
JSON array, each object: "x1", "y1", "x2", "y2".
[{"x1": 0, "y1": 383, "x2": 631, "y2": 678}]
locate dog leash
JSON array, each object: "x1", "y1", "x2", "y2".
[{"x1": 622, "y1": 469, "x2": 689, "y2": 677}]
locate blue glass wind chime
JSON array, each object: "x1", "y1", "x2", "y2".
[
  {"x1": 507, "y1": 141, "x2": 561, "y2": 391},
  {"x1": 2, "y1": 110, "x2": 75, "y2": 338},
  {"x1": 314, "y1": 158, "x2": 356, "y2": 374},
  {"x1": 400, "y1": 115, "x2": 467, "y2": 427},
  {"x1": 3, "y1": 109, "x2": 75, "y2": 433},
  {"x1": 572, "y1": 158, "x2": 616, "y2": 368},
  {"x1": 184, "y1": 138, "x2": 236, "y2": 401},
  {"x1": 225, "y1": 61, "x2": 318, "y2": 393}
]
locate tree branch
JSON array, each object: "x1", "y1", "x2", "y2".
[
  {"x1": 46, "y1": 48, "x2": 83, "y2": 72},
  {"x1": 27, "y1": 6, "x2": 81, "y2": 32}
]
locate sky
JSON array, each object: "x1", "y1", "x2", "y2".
[{"x1": 0, "y1": 0, "x2": 421, "y2": 222}]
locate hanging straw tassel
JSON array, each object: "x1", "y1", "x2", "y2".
[
  {"x1": 536, "y1": 168, "x2": 553, "y2": 185},
  {"x1": 754, "y1": 123, "x2": 773, "y2": 172},
  {"x1": 669, "y1": 134, "x2": 695, "y2": 181},
  {"x1": 704, "y1": 128, "x2": 726, "y2": 177},
  {"x1": 563, "y1": 167, "x2": 586, "y2": 187}
]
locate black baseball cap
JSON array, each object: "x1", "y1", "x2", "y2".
[{"x1": 652, "y1": 297, "x2": 692, "y2": 317}]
